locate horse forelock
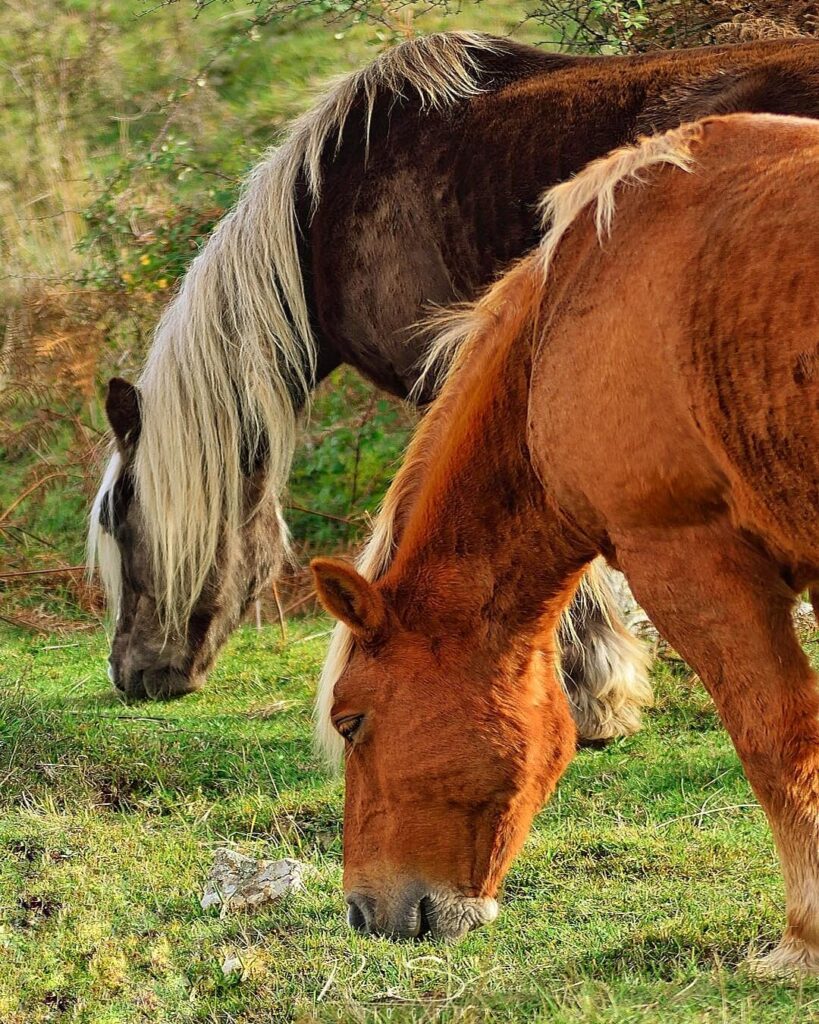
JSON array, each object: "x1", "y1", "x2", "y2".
[{"x1": 88, "y1": 31, "x2": 502, "y2": 633}]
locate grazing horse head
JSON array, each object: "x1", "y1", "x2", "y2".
[
  {"x1": 311, "y1": 556, "x2": 577, "y2": 940},
  {"x1": 311, "y1": 276, "x2": 588, "y2": 938},
  {"x1": 91, "y1": 377, "x2": 287, "y2": 699},
  {"x1": 87, "y1": 118, "x2": 315, "y2": 698},
  {"x1": 87, "y1": 31, "x2": 519, "y2": 700},
  {"x1": 87, "y1": 123, "x2": 320, "y2": 697}
]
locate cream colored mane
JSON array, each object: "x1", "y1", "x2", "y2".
[{"x1": 87, "y1": 32, "x2": 505, "y2": 630}]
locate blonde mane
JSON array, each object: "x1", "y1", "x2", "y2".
[{"x1": 88, "y1": 32, "x2": 505, "y2": 629}]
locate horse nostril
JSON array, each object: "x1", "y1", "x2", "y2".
[
  {"x1": 346, "y1": 893, "x2": 373, "y2": 933},
  {"x1": 418, "y1": 895, "x2": 432, "y2": 938},
  {"x1": 345, "y1": 888, "x2": 438, "y2": 939},
  {"x1": 347, "y1": 900, "x2": 366, "y2": 932}
]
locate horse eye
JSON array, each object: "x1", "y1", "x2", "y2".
[{"x1": 335, "y1": 714, "x2": 364, "y2": 741}]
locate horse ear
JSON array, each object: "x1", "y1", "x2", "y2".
[
  {"x1": 311, "y1": 557, "x2": 387, "y2": 642},
  {"x1": 105, "y1": 377, "x2": 142, "y2": 449}
]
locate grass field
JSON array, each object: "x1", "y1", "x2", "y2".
[{"x1": 1, "y1": 618, "x2": 819, "y2": 1023}]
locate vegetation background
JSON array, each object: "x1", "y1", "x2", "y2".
[
  {"x1": 1, "y1": 2, "x2": 819, "y2": 1021},
  {"x1": 3, "y1": 0, "x2": 818, "y2": 628}
]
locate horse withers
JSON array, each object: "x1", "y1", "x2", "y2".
[{"x1": 313, "y1": 113, "x2": 819, "y2": 976}]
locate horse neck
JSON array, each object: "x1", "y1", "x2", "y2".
[{"x1": 383, "y1": 293, "x2": 590, "y2": 657}]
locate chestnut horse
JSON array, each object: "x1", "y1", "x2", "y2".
[
  {"x1": 91, "y1": 34, "x2": 819, "y2": 741},
  {"x1": 312, "y1": 113, "x2": 819, "y2": 976}
]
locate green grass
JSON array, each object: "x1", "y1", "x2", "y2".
[{"x1": 1, "y1": 620, "x2": 818, "y2": 1022}]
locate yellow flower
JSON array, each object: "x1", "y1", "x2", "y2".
[
  {"x1": 139, "y1": 254, "x2": 151, "y2": 266},
  {"x1": 157, "y1": 278, "x2": 168, "y2": 290},
  {"x1": 121, "y1": 271, "x2": 133, "y2": 283}
]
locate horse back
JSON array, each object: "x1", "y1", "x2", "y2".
[
  {"x1": 305, "y1": 36, "x2": 819, "y2": 399},
  {"x1": 528, "y1": 114, "x2": 819, "y2": 573}
]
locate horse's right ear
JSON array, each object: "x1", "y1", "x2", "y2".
[
  {"x1": 105, "y1": 377, "x2": 142, "y2": 450},
  {"x1": 311, "y1": 557, "x2": 387, "y2": 642}
]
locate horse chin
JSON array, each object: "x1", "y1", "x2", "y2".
[{"x1": 423, "y1": 889, "x2": 499, "y2": 941}]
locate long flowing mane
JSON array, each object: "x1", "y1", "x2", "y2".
[{"x1": 88, "y1": 32, "x2": 506, "y2": 630}]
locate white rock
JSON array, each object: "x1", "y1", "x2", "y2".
[
  {"x1": 221, "y1": 955, "x2": 243, "y2": 977},
  {"x1": 201, "y1": 848, "x2": 304, "y2": 918}
]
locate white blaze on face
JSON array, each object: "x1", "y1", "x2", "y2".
[{"x1": 87, "y1": 449, "x2": 124, "y2": 623}]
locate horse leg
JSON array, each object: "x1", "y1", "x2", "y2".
[
  {"x1": 613, "y1": 522, "x2": 819, "y2": 976},
  {"x1": 559, "y1": 558, "x2": 653, "y2": 745}
]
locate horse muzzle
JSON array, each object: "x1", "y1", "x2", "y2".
[
  {"x1": 345, "y1": 881, "x2": 499, "y2": 941},
  {"x1": 110, "y1": 658, "x2": 202, "y2": 700}
]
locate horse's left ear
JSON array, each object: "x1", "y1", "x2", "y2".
[
  {"x1": 311, "y1": 557, "x2": 387, "y2": 642},
  {"x1": 105, "y1": 377, "x2": 142, "y2": 450}
]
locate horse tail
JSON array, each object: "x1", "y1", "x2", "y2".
[{"x1": 90, "y1": 32, "x2": 509, "y2": 631}]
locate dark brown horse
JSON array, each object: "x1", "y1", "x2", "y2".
[
  {"x1": 92, "y1": 33, "x2": 819, "y2": 743},
  {"x1": 312, "y1": 112, "x2": 819, "y2": 975}
]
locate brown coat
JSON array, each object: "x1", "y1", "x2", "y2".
[{"x1": 306, "y1": 37, "x2": 819, "y2": 399}]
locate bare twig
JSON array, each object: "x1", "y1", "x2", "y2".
[
  {"x1": 283, "y1": 589, "x2": 317, "y2": 617},
  {"x1": 285, "y1": 502, "x2": 357, "y2": 527},
  {"x1": 0, "y1": 564, "x2": 86, "y2": 580}
]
